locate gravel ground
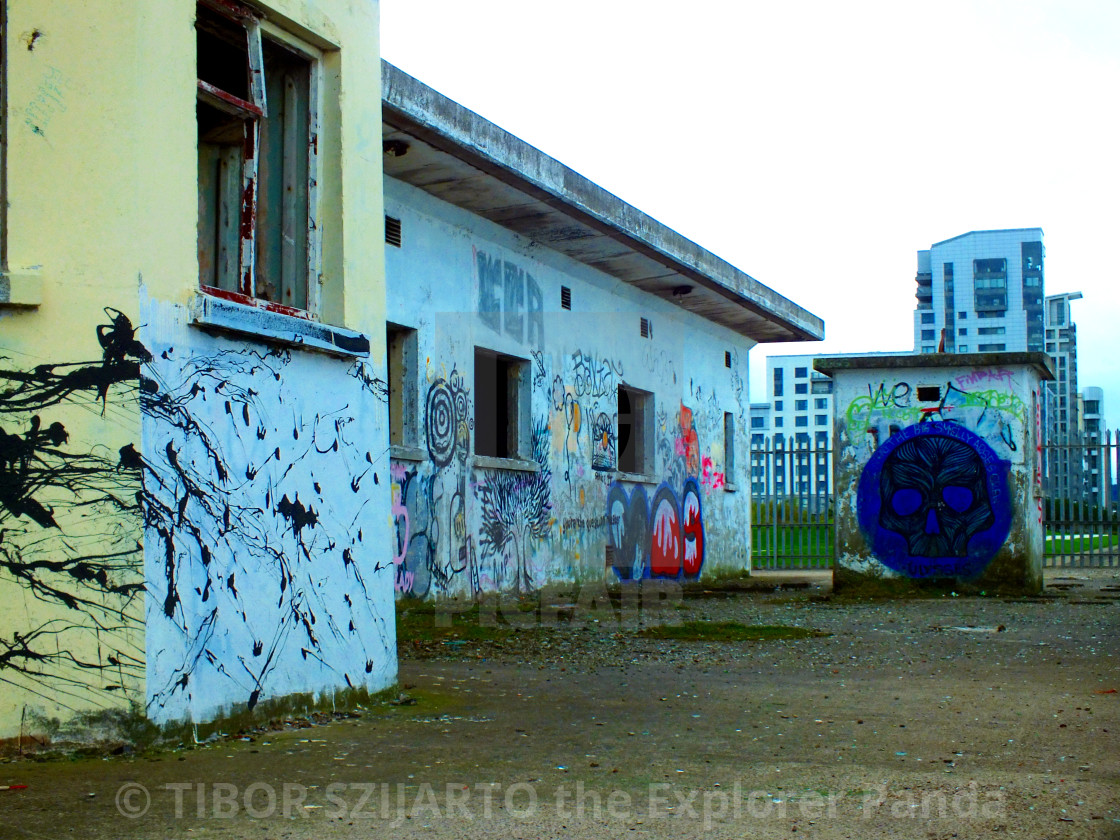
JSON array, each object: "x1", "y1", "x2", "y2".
[{"x1": 2, "y1": 568, "x2": 1118, "y2": 839}]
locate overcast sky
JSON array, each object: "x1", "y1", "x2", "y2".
[{"x1": 381, "y1": 0, "x2": 1120, "y2": 431}]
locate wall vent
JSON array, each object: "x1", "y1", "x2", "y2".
[
  {"x1": 561, "y1": 286, "x2": 571, "y2": 310},
  {"x1": 385, "y1": 216, "x2": 402, "y2": 247},
  {"x1": 725, "y1": 350, "x2": 732, "y2": 368},
  {"x1": 640, "y1": 317, "x2": 651, "y2": 339}
]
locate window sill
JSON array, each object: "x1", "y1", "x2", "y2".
[
  {"x1": 390, "y1": 444, "x2": 426, "y2": 462},
  {"x1": 473, "y1": 455, "x2": 540, "y2": 473},
  {"x1": 614, "y1": 470, "x2": 658, "y2": 485},
  {"x1": 0, "y1": 271, "x2": 43, "y2": 307},
  {"x1": 189, "y1": 291, "x2": 369, "y2": 358}
]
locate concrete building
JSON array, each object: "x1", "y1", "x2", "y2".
[
  {"x1": 820, "y1": 352, "x2": 1053, "y2": 595},
  {"x1": 1043, "y1": 291, "x2": 1083, "y2": 437},
  {"x1": 380, "y1": 63, "x2": 823, "y2": 595},
  {"x1": 0, "y1": 2, "x2": 823, "y2": 745},
  {"x1": 913, "y1": 229, "x2": 1045, "y2": 355},
  {"x1": 0, "y1": 0, "x2": 392, "y2": 741},
  {"x1": 1080, "y1": 386, "x2": 1108, "y2": 505}
]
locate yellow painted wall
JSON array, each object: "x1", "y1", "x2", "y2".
[{"x1": 0, "y1": 0, "x2": 385, "y2": 740}]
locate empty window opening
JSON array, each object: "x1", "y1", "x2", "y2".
[
  {"x1": 387, "y1": 324, "x2": 418, "y2": 446},
  {"x1": 617, "y1": 385, "x2": 651, "y2": 474},
  {"x1": 916, "y1": 386, "x2": 941, "y2": 403},
  {"x1": 474, "y1": 349, "x2": 527, "y2": 459}
]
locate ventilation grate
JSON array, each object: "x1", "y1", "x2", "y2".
[
  {"x1": 725, "y1": 350, "x2": 732, "y2": 368},
  {"x1": 640, "y1": 317, "x2": 651, "y2": 339},
  {"x1": 385, "y1": 216, "x2": 402, "y2": 247},
  {"x1": 561, "y1": 286, "x2": 571, "y2": 310}
]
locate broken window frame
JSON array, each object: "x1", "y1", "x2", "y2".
[{"x1": 196, "y1": 0, "x2": 321, "y2": 319}]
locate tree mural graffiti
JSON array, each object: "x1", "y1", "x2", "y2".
[
  {"x1": 605, "y1": 478, "x2": 704, "y2": 580},
  {"x1": 475, "y1": 418, "x2": 553, "y2": 593},
  {"x1": 856, "y1": 421, "x2": 1011, "y2": 579}
]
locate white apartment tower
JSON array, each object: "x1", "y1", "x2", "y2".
[
  {"x1": 913, "y1": 229, "x2": 1045, "y2": 355},
  {"x1": 748, "y1": 355, "x2": 833, "y2": 497}
]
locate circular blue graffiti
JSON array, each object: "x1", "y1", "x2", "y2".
[{"x1": 856, "y1": 421, "x2": 1011, "y2": 579}]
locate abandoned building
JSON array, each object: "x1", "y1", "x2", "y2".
[
  {"x1": 0, "y1": 1, "x2": 821, "y2": 743},
  {"x1": 381, "y1": 62, "x2": 822, "y2": 598}
]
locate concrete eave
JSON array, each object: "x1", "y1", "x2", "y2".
[
  {"x1": 814, "y1": 352, "x2": 1055, "y2": 381},
  {"x1": 381, "y1": 61, "x2": 824, "y2": 344}
]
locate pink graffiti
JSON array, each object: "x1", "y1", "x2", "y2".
[
  {"x1": 391, "y1": 483, "x2": 409, "y2": 567},
  {"x1": 1033, "y1": 390, "x2": 1044, "y2": 525},
  {"x1": 699, "y1": 454, "x2": 725, "y2": 491},
  {"x1": 955, "y1": 368, "x2": 1014, "y2": 389},
  {"x1": 395, "y1": 570, "x2": 415, "y2": 593}
]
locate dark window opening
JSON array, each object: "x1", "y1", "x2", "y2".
[
  {"x1": 474, "y1": 349, "x2": 525, "y2": 459},
  {"x1": 916, "y1": 386, "x2": 941, "y2": 402},
  {"x1": 387, "y1": 324, "x2": 418, "y2": 446},
  {"x1": 617, "y1": 385, "x2": 650, "y2": 473}
]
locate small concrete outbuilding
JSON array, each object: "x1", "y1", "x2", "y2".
[{"x1": 817, "y1": 353, "x2": 1054, "y2": 595}]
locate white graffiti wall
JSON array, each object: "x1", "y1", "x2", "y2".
[
  {"x1": 385, "y1": 178, "x2": 754, "y2": 598},
  {"x1": 140, "y1": 297, "x2": 396, "y2": 724}
]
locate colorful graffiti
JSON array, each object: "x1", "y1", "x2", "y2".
[
  {"x1": 591, "y1": 412, "x2": 616, "y2": 472},
  {"x1": 606, "y1": 478, "x2": 704, "y2": 580},
  {"x1": 847, "y1": 379, "x2": 1025, "y2": 456},
  {"x1": 856, "y1": 422, "x2": 1011, "y2": 578}
]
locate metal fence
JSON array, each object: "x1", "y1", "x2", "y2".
[
  {"x1": 1042, "y1": 429, "x2": 1119, "y2": 568},
  {"x1": 749, "y1": 438, "x2": 834, "y2": 569},
  {"x1": 748, "y1": 429, "x2": 1120, "y2": 570}
]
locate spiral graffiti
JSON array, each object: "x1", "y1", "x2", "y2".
[{"x1": 425, "y1": 380, "x2": 456, "y2": 467}]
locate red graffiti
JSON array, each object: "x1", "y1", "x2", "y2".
[
  {"x1": 682, "y1": 484, "x2": 704, "y2": 576},
  {"x1": 679, "y1": 403, "x2": 701, "y2": 477},
  {"x1": 649, "y1": 493, "x2": 681, "y2": 576}
]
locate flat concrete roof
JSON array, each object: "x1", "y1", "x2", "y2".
[
  {"x1": 814, "y1": 352, "x2": 1054, "y2": 381},
  {"x1": 930, "y1": 228, "x2": 1043, "y2": 248},
  {"x1": 381, "y1": 62, "x2": 824, "y2": 344}
]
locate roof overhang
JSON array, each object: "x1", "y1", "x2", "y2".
[{"x1": 381, "y1": 61, "x2": 824, "y2": 344}]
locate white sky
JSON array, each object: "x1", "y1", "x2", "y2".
[{"x1": 381, "y1": 0, "x2": 1120, "y2": 431}]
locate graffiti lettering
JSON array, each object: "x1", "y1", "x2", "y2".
[
  {"x1": 606, "y1": 478, "x2": 704, "y2": 580},
  {"x1": 476, "y1": 249, "x2": 544, "y2": 346}
]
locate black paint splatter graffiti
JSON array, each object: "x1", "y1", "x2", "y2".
[
  {"x1": 0, "y1": 305, "x2": 394, "y2": 721},
  {"x1": 0, "y1": 308, "x2": 148, "y2": 711}
]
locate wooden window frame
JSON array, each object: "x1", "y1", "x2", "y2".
[{"x1": 196, "y1": 0, "x2": 322, "y2": 320}]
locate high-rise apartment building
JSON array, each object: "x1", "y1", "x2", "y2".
[
  {"x1": 748, "y1": 355, "x2": 833, "y2": 497},
  {"x1": 1044, "y1": 291, "x2": 1083, "y2": 437},
  {"x1": 913, "y1": 228, "x2": 1045, "y2": 355}
]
